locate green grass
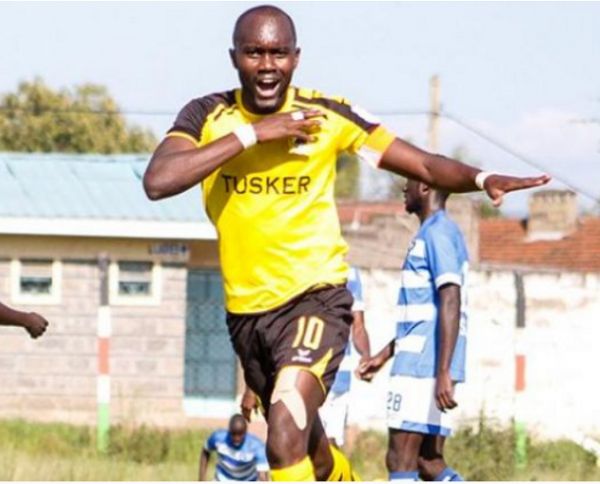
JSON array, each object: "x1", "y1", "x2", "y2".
[{"x1": 0, "y1": 418, "x2": 599, "y2": 480}]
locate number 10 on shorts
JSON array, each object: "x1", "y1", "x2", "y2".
[{"x1": 292, "y1": 316, "x2": 324, "y2": 350}]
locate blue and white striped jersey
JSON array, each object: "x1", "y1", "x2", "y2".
[
  {"x1": 330, "y1": 266, "x2": 365, "y2": 395},
  {"x1": 205, "y1": 430, "x2": 269, "y2": 481},
  {"x1": 391, "y1": 210, "x2": 469, "y2": 382}
]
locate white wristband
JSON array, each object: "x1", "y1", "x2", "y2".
[
  {"x1": 475, "y1": 171, "x2": 494, "y2": 190},
  {"x1": 233, "y1": 124, "x2": 257, "y2": 149}
]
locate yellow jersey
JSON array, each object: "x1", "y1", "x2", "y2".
[{"x1": 167, "y1": 87, "x2": 395, "y2": 314}]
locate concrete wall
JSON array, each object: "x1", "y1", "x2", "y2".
[
  {"x1": 0, "y1": 235, "x2": 194, "y2": 427},
  {"x1": 346, "y1": 268, "x2": 600, "y2": 440}
]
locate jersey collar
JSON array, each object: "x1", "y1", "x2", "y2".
[{"x1": 235, "y1": 87, "x2": 296, "y2": 122}]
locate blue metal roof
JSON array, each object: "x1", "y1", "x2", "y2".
[{"x1": 0, "y1": 152, "x2": 209, "y2": 222}]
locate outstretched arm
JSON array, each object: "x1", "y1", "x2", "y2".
[
  {"x1": 0, "y1": 302, "x2": 48, "y2": 338},
  {"x1": 143, "y1": 109, "x2": 323, "y2": 200},
  {"x1": 379, "y1": 138, "x2": 551, "y2": 206}
]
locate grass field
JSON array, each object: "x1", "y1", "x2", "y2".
[{"x1": 1, "y1": 418, "x2": 599, "y2": 481}]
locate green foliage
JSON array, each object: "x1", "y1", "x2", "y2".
[
  {"x1": 335, "y1": 152, "x2": 361, "y2": 199},
  {"x1": 1, "y1": 418, "x2": 600, "y2": 480},
  {"x1": 349, "y1": 429, "x2": 388, "y2": 480},
  {"x1": 479, "y1": 199, "x2": 502, "y2": 218},
  {"x1": 0, "y1": 78, "x2": 156, "y2": 153}
]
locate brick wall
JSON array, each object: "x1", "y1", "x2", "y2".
[{"x1": 0, "y1": 258, "x2": 190, "y2": 427}]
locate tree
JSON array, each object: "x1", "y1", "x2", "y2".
[
  {"x1": 335, "y1": 152, "x2": 361, "y2": 199},
  {"x1": 0, "y1": 78, "x2": 156, "y2": 153}
]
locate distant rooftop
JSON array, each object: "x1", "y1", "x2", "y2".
[{"x1": 0, "y1": 153, "x2": 214, "y2": 239}]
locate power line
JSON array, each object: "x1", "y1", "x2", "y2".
[
  {"x1": 375, "y1": 108, "x2": 600, "y2": 205},
  {"x1": 441, "y1": 110, "x2": 600, "y2": 205},
  {"x1": 2, "y1": 103, "x2": 598, "y2": 204},
  {"x1": 0, "y1": 106, "x2": 176, "y2": 116}
]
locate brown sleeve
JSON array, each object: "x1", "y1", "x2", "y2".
[{"x1": 166, "y1": 91, "x2": 235, "y2": 143}]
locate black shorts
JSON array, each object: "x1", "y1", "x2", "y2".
[{"x1": 227, "y1": 285, "x2": 353, "y2": 414}]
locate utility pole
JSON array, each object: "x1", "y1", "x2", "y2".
[{"x1": 428, "y1": 75, "x2": 440, "y2": 152}]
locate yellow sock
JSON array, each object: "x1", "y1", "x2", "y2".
[
  {"x1": 271, "y1": 456, "x2": 315, "y2": 482},
  {"x1": 326, "y1": 445, "x2": 361, "y2": 481}
]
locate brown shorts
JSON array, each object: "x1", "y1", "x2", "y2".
[{"x1": 227, "y1": 285, "x2": 353, "y2": 414}]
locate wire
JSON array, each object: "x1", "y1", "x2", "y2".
[
  {"x1": 441, "y1": 110, "x2": 600, "y2": 205},
  {"x1": 2, "y1": 103, "x2": 598, "y2": 204},
  {"x1": 373, "y1": 108, "x2": 600, "y2": 205}
]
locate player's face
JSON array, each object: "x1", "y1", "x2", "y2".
[
  {"x1": 403, "y1": 179, "x2": 423, "y2": 214},
  {"x1": 231, "y1": 16, "x2": 299, "y2": 114},
  {"x1": 229, "y1": 428, "x2": 246, "y2": 447}
]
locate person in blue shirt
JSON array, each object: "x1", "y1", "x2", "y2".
[
  {"x1": 319, "y1": 266, "x2": 371, "y2": 448},
  {"x1": 199, "y1": 414, "x2": 269, "y2": 481},
  {"x1": 358, "y1": 180, "x2": 468, "y2": 482}
]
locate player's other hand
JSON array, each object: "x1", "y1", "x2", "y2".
[
  {"x1": 240, "y1": 388, "x2": 258, "y2": 422},
  {"x1": 355, "y1": 355, "x2": 385, "y2": 382},
  {"x1": 23, "y1": 312, "x2": 49, "y2": 339},
  {"x1": 435, "y1": 370, "x2": 457, "y2": 412},
  {"x1": 253, "y1": 109, "x2": 324, "y2": 144},
  {"x1": 485, "y1": 174, "x2": 551, "y2": 207}
]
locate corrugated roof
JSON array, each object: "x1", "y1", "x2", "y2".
[{"x1": 0, "y1": 152, "x2": 209, "y2": 223}]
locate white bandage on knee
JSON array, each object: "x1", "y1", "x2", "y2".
[
  {"x1": 290, "y1": 111, "x2": 305, "y2": 121},
  {"x1": 270, "y1": 367, "x2": 307, "y2": 430}
]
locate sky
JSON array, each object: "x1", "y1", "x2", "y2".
[{"x1": 1, "y1": 1, "x2": 599, "y2": 215}]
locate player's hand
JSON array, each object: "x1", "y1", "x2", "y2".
[
  {"x1": 23, "y1": 312, "x2": 49, "y2": 339},
  {"x1": 355, "y1": 355, "x2": 385, "y2": 382},
  {"x1": 252, "y1": 109, "x2": 323, "y2": 144},
  {"x1": 240, "y1": 388, "x2": 258, "y2": 422},
  {"x1": 484, "y1": 174, "x2": 551, "y2": 207},
  {"x1": 435, "y1": 370, "x2": 457, "y2": 412}
]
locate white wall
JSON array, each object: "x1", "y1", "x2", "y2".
[{"x1": 347, "y1": 268, "x2": 600, "y2": 440}]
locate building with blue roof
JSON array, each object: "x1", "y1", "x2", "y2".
[{"x1": 0, "y1": 153, "x2": 240, "y2": 427}]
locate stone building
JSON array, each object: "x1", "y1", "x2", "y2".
[
  {"x1": 0, "y1": 153, "x2": 240, "y2": 427},
  {"x1": 1, "y1": 152, "x2": 598, "y2": 444},
  {"x1": 338, "y1": 190, "x2": 600, "y2": 442}
]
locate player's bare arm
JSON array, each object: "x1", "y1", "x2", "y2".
[
  {"x1": 240, "y1": 386, "x2": 259, "y2": 422},
  {"x1": 143, "y1": 109, "x2": 322, "y2": 200},
  {"x1": 435, "y1": 284, "x2": 461, "y2": 412},
  {"x1": 356, "y1": 339, "x2": 395, "y2": 382},
  {"x1": 379, "y1": 138, "x2": 551, "y2": 206},
  {"x1": 351, "y1": 310, "x2": 371, "y2": 364},
  {"x1": 198, "y1": 447, "x2": 211, "y2": 481},
  {"x1": 0, "y1": 302, "x2": 48, "y2": 339}
]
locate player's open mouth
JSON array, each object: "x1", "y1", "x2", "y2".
[{"x1": 255, "y1": 79, "x2": 281, "y2": 99}]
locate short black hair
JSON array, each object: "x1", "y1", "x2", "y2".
[
  {"x1": 232, "y1": 5, "x2": 297, "y2": 47},
  {"x1": 229, "y1": 413, "x2": 247, "y2": 431}
]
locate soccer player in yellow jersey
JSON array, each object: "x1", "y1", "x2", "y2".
[{"x1": 144, "y1": 5, "x2": 550, "y2": 481}]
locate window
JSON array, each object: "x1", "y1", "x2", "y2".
[
  {"x1": 183, "y1": 269, "x2": 237, "y2": 417},
  {"x1": 11, "y1": 259, "x2": 62, "y2": 304},
  {"x1": 109, "y1": 260, "x2": 162, "y2": 305}
]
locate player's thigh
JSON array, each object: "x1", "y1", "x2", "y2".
[
  {"x1": 420, "y1": 434, "x2": 446, "y2": 460},
  {"x1": 388, "y1": 428, "x2": 424, "y2": 457},
  {"x1": 226, "y1": 313, "x2": 271, "y2": 409}
]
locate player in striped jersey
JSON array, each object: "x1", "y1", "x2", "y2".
[
  {"x1": 199, "y1": 414, "x2": 269, "y2": 481},
  {"x1": 144, "y1": 5, "x2": 549, "y2": 481},
  {"x1": 319, "y1": 267, "x2": 370, "y2": 448},
  {"x1": 358, "y1": 180, "x2": 468, "y2": 481}
]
